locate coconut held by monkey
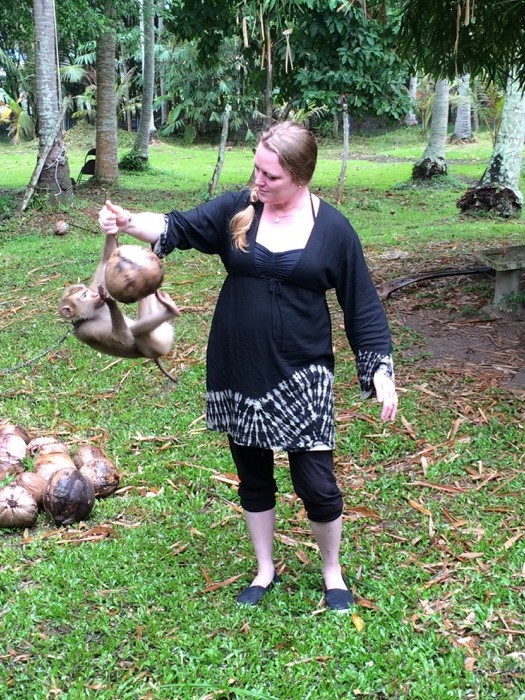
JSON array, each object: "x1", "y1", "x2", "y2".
[{"x1": 104, "y1": 244, "x2": 164, "y2": 304}]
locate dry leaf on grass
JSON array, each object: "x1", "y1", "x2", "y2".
[
  {"x1": 408, "y1": 498, "x2": 432, "y2": 517},
  {"x1": 352, "y1": 613, "x2": 365, "y2": 631},
  {"x1": 504, "y1": 531, "x2": 523, "y2": 550}
]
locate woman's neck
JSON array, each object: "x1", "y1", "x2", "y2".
[{"x1": 267, "y1": 189, "x2": 311, "y2": 223}]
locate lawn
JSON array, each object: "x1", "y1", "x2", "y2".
[{"x1": 0, "y1": 125, "x2": 524, "y2": 700}]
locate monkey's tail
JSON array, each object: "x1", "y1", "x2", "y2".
[{"x1": 154, "y1": 358, "x2": 178, "y2": 384}]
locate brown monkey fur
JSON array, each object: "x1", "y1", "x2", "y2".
[{"x1": 58, "y1": 234, "x2": 179, "y2": 383}]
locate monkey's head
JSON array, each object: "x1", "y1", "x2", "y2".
[{"x1": 59, "y1": 284, "x2": 105, "y2": 322}]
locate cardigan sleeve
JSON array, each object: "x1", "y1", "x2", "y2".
[
  {"x1": 332, "y1": 220, "x2": 395, "y2": 397},
  {"x1": 153, "y1": 191, "x2": 248, "y2": 258}
]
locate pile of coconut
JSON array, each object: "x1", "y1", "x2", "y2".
[{"x1": 0, "y1": 422, "x2": 120, "y2": 529}]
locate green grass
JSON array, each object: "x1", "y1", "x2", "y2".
[{"x1": 1, "y1": 125, "x2": 524, "y2": 700}]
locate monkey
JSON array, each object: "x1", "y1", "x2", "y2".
[{"x1": 58, "y1": 233, "x2": 180, "y2": 383}]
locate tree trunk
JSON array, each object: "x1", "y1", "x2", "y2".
[
  {"x1": 413, "y1": 78, "x2": 449, "y2": 179},
  {"x1": 451, "y1": 74, "x2": 472, "y2": 141},
  {"x1": 121, "y1": 59, "x2": 133, "y2": 132},
  {"x1": 134, "y1": 0, "x2": 155, "y2": 160},
  {"x1": 263, "y1": 17, "x2": 273, "y2": 129},
  {"x1": 208, "y1": 105, "x2": 231, "y2": 197},
  {"x1": 95, "y1": 25, "x2": 118, "y2": 183},
  {"x1": 404, "y1": 75, "x2": 418, "y2": 126},
  {"x1": 458, "y1": 73, "x2": 525, "y2": 218},
  {"x1": 471, "y1": 76, "x2": 480, "y2": 132},
  {"x1": 336, "y1": 102, "x2": 349, "y2": 204},
  {"x1": 32, "y1": 0, "x2": 72, "y2": 203},
  {"x1": 158, "y1": 15, "x2": 169, "y2": 127}
]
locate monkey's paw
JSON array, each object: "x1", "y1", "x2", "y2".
[
  {"x1": 98, "y1": 285, "x2": 111, "y2": 303},
  {"x1": 156, "y1": 290, "x2": 180, "y2": 317}
]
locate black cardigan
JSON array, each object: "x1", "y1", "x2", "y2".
[{"x1": 155, "y1": 191, "x2": 393, "y2": 450}]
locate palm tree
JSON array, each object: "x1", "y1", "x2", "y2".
[
  {"x1": 403, "y1": 75, "x2": 418, "y2": 126},
  {"x1": 133, "y1": 0, "x2": 155, "y2": 162},
  {"x1": 458, "y1": 72, "x2": 525, "y2": 217},
  {"x1": 412, "y1": 78, "x2": 449, "y2": 179},
  {"x1": 95, "y1": 17, "x2": 118, "y2": 183},
  {"x1": 451, "y1": 74, "x2": 472, "y2": 141},
  {"x1": 32, "y1": 0, "x2": 72, "y2": 202}
]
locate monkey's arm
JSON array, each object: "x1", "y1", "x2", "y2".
[
  {"x1": 91, "y1": 234, "x2": 119, "y2": 290},
  {"x1": 97, "y1": 285, "x2": 128, "y2": 334}
]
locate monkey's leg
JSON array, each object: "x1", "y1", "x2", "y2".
[{"x1": 132, "y1": 292, "x2": 179, "y2": 337}]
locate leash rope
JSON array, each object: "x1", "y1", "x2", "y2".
[{"x1": 0, "y1": 328, "x2": 72, "y2": 376}]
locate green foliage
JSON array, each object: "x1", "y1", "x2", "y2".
[
  {"x1": 160, "y1": 37, "x2": 260, "y2": 141},
  {"x1": 0, "y1": 191, "x2": 18, "y2": 221},
  {"x1": 0, "y1": 92, "x2": 34, "y2": 143},
  {"x1": 119, "y1": 149, "x2": 150, "y2": 171},
  {"x1": 473, "y1": 80, "x2": 506, "y2": 145},
  {"x1": 285, "y1": 0, "x2": 411, "y2": 120},
  {"x1": 398, "y1": 0, "x2": 525, "y2": 87},
  {"x1": 165, "y1": 0, "x2": 411, "y2": 124}
]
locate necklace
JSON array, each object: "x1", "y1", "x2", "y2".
[
  {"x1": 269, "y1": 209, "x2": 293, "y2": 224},
  {"x1": 268, "y1": 199, "x2": 307, "y2": 224}
]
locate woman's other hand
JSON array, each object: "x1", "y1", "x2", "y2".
[{"x1": 373, "y1": 372, "x2": 398, "y2": 422}]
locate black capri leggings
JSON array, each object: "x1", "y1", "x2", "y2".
[{"x1": 227, "y1": 436, "x2": 343, "y2": 523}]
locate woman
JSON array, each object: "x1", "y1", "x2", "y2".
[{"x1": 99, "y1": 121, "x2": 398, "y2": 612}]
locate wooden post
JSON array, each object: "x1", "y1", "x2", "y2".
[
  {"x1": 208, "y1": 105, "x2": 231, "y2": 198},
  {"x1": 336, "y1": 99, "x2": 349, "y2": 204}
]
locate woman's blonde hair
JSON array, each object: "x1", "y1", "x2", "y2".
[{"x1": 231, "y1": 121, "x2": 318, "y2": 251}]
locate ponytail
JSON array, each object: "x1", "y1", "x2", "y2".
[{"x1": 230, "y1": 187, "x2": 259, "y2": 252}]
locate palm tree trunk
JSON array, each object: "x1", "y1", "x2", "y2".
[
  {"x1": 413, "y1": 78, "x2": 449, "y2": 179},
  {"x1": 158, "y1": 15, "x2": 169, "y2": 127},
  {"x1": 32, "y1": 0, "x2": 72, "y2": 203},
  {"x1": 451, "y1": 74, "x2": 472, "y2": 141},
  {"x1": 134, "y1": 0, "x2": 155, "y2": 160},
  {"x1": 404, "y1": 75, "x2": 418, "y2": 126},
  {"x1": 458, "y1": 72, "x2": 525, "y2": 217},
  {"x1": 95, "y1": 24, "x2": 118, "y2": 183}
]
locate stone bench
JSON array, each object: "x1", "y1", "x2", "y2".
[{"x1": 476, "y1": 244, "x2": 525, "y2": 313}]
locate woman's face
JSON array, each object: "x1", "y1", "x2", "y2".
[{"x1": 253, "y1": 143, "x2": 300, "y2": 207}]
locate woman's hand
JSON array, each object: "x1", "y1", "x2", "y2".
[
  {"x1": 98, "y1": 199, "x2": 132, "y2": 235},
  {"x1": 373, "y1": 372, "x2": 398, "y2": 422}
]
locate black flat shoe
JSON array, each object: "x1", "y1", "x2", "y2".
[
  {"x1": 236, "y1": 573, "x2": 281, "y2": 606},
  {"x1": 324, "y1": 576, "x2": 354, "y2": 613}
]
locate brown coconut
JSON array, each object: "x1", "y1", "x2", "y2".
[
  {"x1": 79, "y1": 457, "x2": 120, "y2": 498},
  {"x1": 36, "y1": 440, "x2": 70, "y2": 456},
  {"x1": 0, "y1": 423, "x2": 32, "y2": 443},
  {"x1": 15, "y1": 471, "x2": 48, "y2": 508},
  {"x1": 73, "y1": 444, "x2": 108, "y2": 468},
  {"x1": 104, "y1": 244, "x2": 164, "y2": 303},
  {"x1": 28, "y1": 436, "x2": 68, "y2": 458},
  {"x1": 0, "y1": 485, "x2": 39, "y2": 528},
  {"x1": 0, "y1": 455, "x2": 25, "y2": 479},
  {"x1": 0, "y1": 433, "x2": 27, "y2": 463},
  {"x1": 34, "y1": 452, "x2": 76, "y2": 482},
  {"x1": 43, "y1": 467, "x2": 96, "y2": 526}
]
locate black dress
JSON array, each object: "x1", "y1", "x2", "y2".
[{"x1": 155, "y1": 190, "x2": 393, "y2": 451}]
